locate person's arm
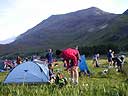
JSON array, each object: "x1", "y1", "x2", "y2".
[
  {"x1": 76, "y1": 50, "x2": 81, "y2": 62},
  {"x1": 78, "y1": 51, "x2": 81, "y2": 61}
]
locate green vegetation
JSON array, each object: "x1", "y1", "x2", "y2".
[
  {"x1": 79, "y1": 44, "x2": 120, "y2": 56},
  {"x1": 1, "y1": 44, "x2": 125, "y2": 60},
  {"x1": 0, "y1": 58, "x2": 128, "y2": 96}
]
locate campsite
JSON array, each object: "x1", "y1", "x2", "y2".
[
  {"x1": 0, "y1": 1, "x2": 128, "y2": 96},
  {"x1": 0, "y1": 56, "x2": 128, "y2": 96}
]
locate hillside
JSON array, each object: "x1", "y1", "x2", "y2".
[
  {"x1": 86, "y1": 10, "x2": 128, "y2": 47},
  {"x1": 1, "y1": 7, "x2": 128, "y2": 55},
  {"x1": 13, "y1": 7, "x2": 117, "y2": 49}
]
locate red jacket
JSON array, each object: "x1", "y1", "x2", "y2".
[{"x1": 60, "y1": 48, "x2": 79, "y2": 68}]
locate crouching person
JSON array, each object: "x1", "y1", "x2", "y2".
[
  {"x1": 48, "y1": 64, "x2": 55, "y2": 83},
  {"x1": 114, "y1": 55, "x2": 125, "y2": 72}
]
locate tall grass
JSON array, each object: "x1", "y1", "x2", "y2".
[{"x1": 0, "y1": 58, "x2": 127, "y2": 96}]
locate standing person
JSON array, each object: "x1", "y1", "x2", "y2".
[
  {"x1": 111, "y1": 51, "x2": 115, "y2": 66},
  {"x1": 56, "y1": 48, "x2": 80, "y2": 84},
  {"x1": 45, "y1": 49, "x2": 53, "y2": 64},
  {"x1": 107, "y1": 49, "x2": 113, "y2": 67},
  {"x1": 92, "y1": 53, "x2": 100, "y2": 67},
  {"x1": 16, "y1": 56, "x2": 22, "y2": 65}
]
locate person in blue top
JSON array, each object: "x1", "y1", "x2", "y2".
[
  {"x1": 107, "y1": 49, "x2": 113, "y2": 66},
  {"x1": 45, "y1": 49, "x2": 53, "y2": 64}
]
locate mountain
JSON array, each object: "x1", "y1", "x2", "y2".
[
  {"x1": 1, "y1": 7, "x2": 128, "y2": 55},
  {"x1": 86, "y1": 9, "x2": 128, "y2": 47},
  {"x1": 123, "y1": 9, "x2": 128, "y2": 15},
  {"x1": 11, "y1": 8, "x2": 117, "y2": 48}
]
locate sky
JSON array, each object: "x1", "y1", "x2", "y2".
[{"x1": 0, "y1": 0, "x2": 128, "y2": 44}]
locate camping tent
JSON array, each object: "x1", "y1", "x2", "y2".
[
  {"x1": 4, "y1": 61, "x2": 49, "y2": 84},
  {"x1": 78, "y1": 55, "x2": 90, "y2": 74}
]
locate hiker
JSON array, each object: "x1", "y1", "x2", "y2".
[
  {"x1": 107, "y1": 49, "x2": 113, "y2": 67},
  {"x1": 92, "y1": 53, "x2": 100, "y2": 67},
  {"x1": 16, "y1": 56, "x2": 22, "y2": 65},
  {"x1": 111, "y1": 51, "x2": 116, "y2": 66},
  {"x1": 56, "y1": 48, "x2": 80, "y2": 84},
  {"x1": 45, "y1": 49, "x2": 53, "y2": 64},
  {"x1": 113, "y1": 55, "x2": 125, "y2": 72}
]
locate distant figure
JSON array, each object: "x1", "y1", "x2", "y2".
[
  {"x1": 92, "y1": 53, "x2": 100, "y2": 67},
  {"x1": 31, "y1": 55, "x2": 37, "y2": 61},
  {"x1": 56, "y1": 48, "x2": 80, "y2": 84},
  {"x1": 4, "y1": 59, "x2": 14, "y2": 70},
  {"x1": 111, "y1": 51, "x2": 115, "y2": 59},
  {"x1": 113, "y1": 55, "x2": 125, "y2": 72},
  {"x1": 25, "y1": 57, "x2": 29, "y2": 62},
  {"x1": 107, "y1": 49, "x2": 113, "y2": 66},
  {"x1": 111, "y1": 51, "x2": 115, "y2": 66},
  {"x1": 16, "y1": 56, "x2": 22, "y2": 65},
  {"x1": 45, "y1": 49, "x2": 53, "y2": 64}
]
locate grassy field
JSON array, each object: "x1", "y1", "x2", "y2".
[{"x1": 0, "y1": 58, "x2": 128, "y2": 96}]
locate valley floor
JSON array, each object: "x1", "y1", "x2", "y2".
[{"x1": 0, "y1": 58, "x2": 128, "y2": 96}]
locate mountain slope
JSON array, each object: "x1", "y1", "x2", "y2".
[
  {"x1": 1, "y1": 7, "x2": 127, "y2": 55},
  {"x1": 86, "y1": 10, "x2": 128, "y2": 47},
  {"x1": 12, "y1": 7, "x2": 117, "y2": 49}
]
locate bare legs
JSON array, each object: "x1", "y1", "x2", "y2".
[{"x1": 70, "y1": 66, "x2": 79, "y2": 84}]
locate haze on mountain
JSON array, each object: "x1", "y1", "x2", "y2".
[{"x1": 0, "y1": 7, "x2": 128, "y2": 55}]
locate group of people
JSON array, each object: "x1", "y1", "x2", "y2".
[
  {"x1": 92, "y1": 49, "x2": 126, "y2": 72},
  {"x1": 1, "y1": 47, "x2": 126, "y2": 85},
  {"x1": 3, "y1": 56, "x2": 22, "y2": 70},
  {"x1": 28, "y1": 48, "x2": 127, "y2": 84},
  {"x1": 107, "y1": 49, "x2": 125, "y2": 72}
]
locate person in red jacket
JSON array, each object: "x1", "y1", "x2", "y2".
[{"x1": 56, "y1": 48, "x2": 80, "y2": 84}]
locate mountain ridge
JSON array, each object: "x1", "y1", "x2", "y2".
[{"x1": 0, "y1": 7, "x2": 128, "y2": 55}]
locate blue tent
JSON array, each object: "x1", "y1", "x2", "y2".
[
  {"x1": 78, "y1": 55, "x2": 89, "y2": 72},
  {"x1": 4, "y1": 61, "x2": 49, "y2": 84}
]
